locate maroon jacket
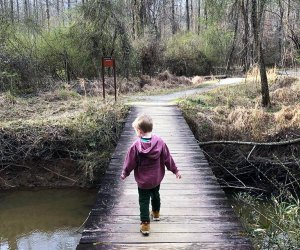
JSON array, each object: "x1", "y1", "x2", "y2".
[{"x1": 122, "y1": 134, "x2": 179, "y2": 189}]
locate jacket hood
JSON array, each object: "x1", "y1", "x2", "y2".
[{"x1": 136, "y1": 134, "x2": 161, "y2": 159}]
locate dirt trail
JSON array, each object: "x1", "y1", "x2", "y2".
[{"x1": 129, "y1": 77, "x2": 245, "y2": 104}]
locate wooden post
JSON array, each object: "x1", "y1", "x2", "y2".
[
  {"x1": 113, "y1": 59, "x2": 117, "y2": 102},
  {"x1": 102, "y1": 57, "x2": 117, "y2": 102},
  {"x1": 102, "y1": 57, "x2": 105, "y2": 100}
]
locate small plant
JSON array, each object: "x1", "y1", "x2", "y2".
[{"x1": 57, "y1": 88, "x2": 80, "y2": 100}]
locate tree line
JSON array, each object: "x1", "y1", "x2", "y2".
[{"x1": 1, "y1": 0, "x2": 300, "y2": 106}]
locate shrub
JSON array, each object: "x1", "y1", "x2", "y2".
[
  {"x1": 165, "y1": 33, "x2": 212, "y2": 76},
  {"x1": 134, "y1": 39, "x2": 164, "y2": 76},
  {"x1": 200, "y1": 25, "x2": 233, "y2": 66}
]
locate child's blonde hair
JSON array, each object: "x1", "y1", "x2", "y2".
[{"x1": 132, "y1": 114, "x2": 153, "y2": 133}]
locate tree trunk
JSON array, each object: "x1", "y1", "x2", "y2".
[
  {"x1": 259, "y1": 44, "x2": 270, "y2": 107},
  {"x1": 10, "y1": 0, "x2": 14, "y2": 23},
  {"x1": 140, "y1": 0, "x2": 145, "y2": 36},
  {"x1": 240, "y1": 0, "x2": 250, "y2": 72},
  {"x1": 251, "y1": 0, "x2": 270, "y2": 107},
  {"x1": 132, "y1": 0, "x2": 136, "y2": 39},
  {"x1": 197, "y1": 0, "x2": 201, "y2": 34},
  {"x1": 190, "y1": 0, "x2": 193, "y2": 31},
  {"x1": 204, "y1": 0, "x2": 207, "y2": 29},
  {"x1": 24, "y1": 0, "x2": 29, "y2": 19},
  {"x1": 277, "y1": 0, "x2": 284, "y2": 66},
  {"x1": 186, "y1": 0, "x2": 190, "y2": 31},
  {"x1": 171, "y1": 0, "x2": 176, "y2": 34},
  {"x1": 3, "y1": 0, "x2": 7, "y2": 18},
  {"x1": 57, "y1": 0, "x2": 60, "y2": 16},
  {"x1": 46, "y1": 0, "x2": 50, "y2": 30},
  {"x1": 0, "y1": 0, "x2": 3, "y2": 18},
  {"x1": 61, "y1": 0, "x2": 65, "y2": 25},
  {"x1": 226, "y1": 2, "x2": 239, "y2": 72},
  {"x1": 16, "y1": 0, "x2": 20, "y2": 22}
]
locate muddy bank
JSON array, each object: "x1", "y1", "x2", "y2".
[
  {"x1": 0, "y1": 159, "x2": 108, "y2": 190},
  {"x1": 200, "y1": 143, "x2": 299, "y2": 193}
]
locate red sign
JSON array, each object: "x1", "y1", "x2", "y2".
[
  {"x1": 101, "y1": 57, "x2": 117, "y2": 101},
  {"x1": 103, "y1": 57, "x2": 114, "y2": 68}
]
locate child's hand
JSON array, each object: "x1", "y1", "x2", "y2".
[
  {"x1": 120, "y1": 174, "x2": 126, "y2": 180},
  {"x1": 176, "y1": 172, "x2": 181, "y2": 179}
]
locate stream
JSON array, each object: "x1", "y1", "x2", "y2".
[{"x1": 0, "y1": 189, "x2": 96, "y2": 250}]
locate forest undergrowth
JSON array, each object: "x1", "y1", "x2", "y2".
[{"x1": 179, "y1": 69, "x2": 300, "y2": 249}]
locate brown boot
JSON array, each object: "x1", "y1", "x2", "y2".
[
  {"x1": 140, "y1": 221, "x2": 150, "y2": 235},
  {"x1": 151, "y1": 211, "x2": 160, "y2": 221}
]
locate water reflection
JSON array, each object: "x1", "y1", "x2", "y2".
[{"x1": 0, "y1": 189, "x2": 96, "y2": 250}]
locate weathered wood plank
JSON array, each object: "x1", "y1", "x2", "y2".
[
  {"x1": 77, "y1": 242, "x2": 253, "y2": 250},
  {"x1": 83, "y1": 222, "x2": 244, "y2": 233},
  {"x1": 90, "y1": 207, "x2": 237, "y2": 217},
  {"x1": 79, "y1": 232, "x2": 251, "y2": 244},
  {"x1": 84, "y1": 215, "x2": 245, "y2": 227}
]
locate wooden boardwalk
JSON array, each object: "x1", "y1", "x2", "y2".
[{"x1": 77, "y1": 105, "x2": 253, "y2": 250}]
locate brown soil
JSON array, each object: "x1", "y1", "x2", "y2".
[{"x1": 0, "y1": 159, "x2": 102, "y2": 190}]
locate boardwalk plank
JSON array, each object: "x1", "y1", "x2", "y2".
[
  {"x1": 83, "y1": 223, "x2": 244, "y2": 233},
  {"x1": 80, "y1": 232, "x2": 250, "y2": 244},
  {"x1": 77, "y1": 243, "x2": 253, "y2": 250},
  {"x1": 83, "y1": 215, "x2": 245, "y2": 226}
]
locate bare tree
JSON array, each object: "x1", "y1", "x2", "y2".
[
  {"x1": 251, "y1": 0, "x2": 271, "y2": 107},
  {"x1": 16, "y1": 0, "x2": 20, "y2": 22},
  {"x1": 186, "y1": 0, "x2": 190, "y2": 31},
  {"x1": 171, "y1": 0, "x2": 176, "y2": 34},
  {"x1": 226, "y1": 0, "x2": 239, "y2": 72},
  {"x1": 57, "y1": 0, "x2": 60, "y2": 16},
  {"x1": 0, "y1": 0, "x2": 3, "y2": 18},
  {"x1": 10, "y1": 0, "x2": 14, "y2": 23},
  {"x1": 46, "y1": 0, "x2": 50, "y2": 29},
  {"x1": 240, "y1": 0, "x2": 251, "y2": 72},
  {"x1": 197, "y1": 0, "x2": 201, "y2": 34},
  {"x1": 24, "y1": 0, "x2": 29, "y2": 19}
]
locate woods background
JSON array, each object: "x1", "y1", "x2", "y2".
[{"x1": 1, "y1": 0, "x2": 300, "y2": 93}]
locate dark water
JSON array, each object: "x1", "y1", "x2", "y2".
[{"x1": 0, "y1": 189, "x2": 97, "y2": 250}]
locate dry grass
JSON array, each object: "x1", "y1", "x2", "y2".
[
  {"x1": 180, "y1": 71, "x2": 300, "y2": 205},
  {"x1": 75, "y1": 71, "x2": 204, "y2": 96},
  {"x1": 180, "y1": 73, "x2": 300, "y2": 142},
  {"x1": 0, "y1": 89, "x2": 129, "y2": 189}
]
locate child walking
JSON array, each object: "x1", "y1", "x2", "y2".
[{"x1": 121, "y1": 114, "x2": 181, "y2": 235}]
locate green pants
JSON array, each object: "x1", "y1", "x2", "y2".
[{"x1": 138, "y1": 185, "x2": 160, "y2": 222}]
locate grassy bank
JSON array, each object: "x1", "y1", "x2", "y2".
[
  {"x1": 179, "y1": 73, "x2": 300, "y2": 192},
  {"x1": 179, "y1": 71, "x2": 300, "y2": 249},
  {"x1": 0, "y1": 89, "x2": 129, "y2": 189}
]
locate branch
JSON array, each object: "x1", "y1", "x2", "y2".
[
  {"x1": 220, "y1": 185, "x2": 267, "y2": 192},
  {"x1": 198, "y1": 138, "x2": 300, "y2": 146},
  {"x1": 42, "y1": 166, "x2": 77, "y2": 183}
]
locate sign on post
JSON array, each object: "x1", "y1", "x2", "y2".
[{"x1": 102, "y1": 57, "x2": 117, "y2": 101}]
